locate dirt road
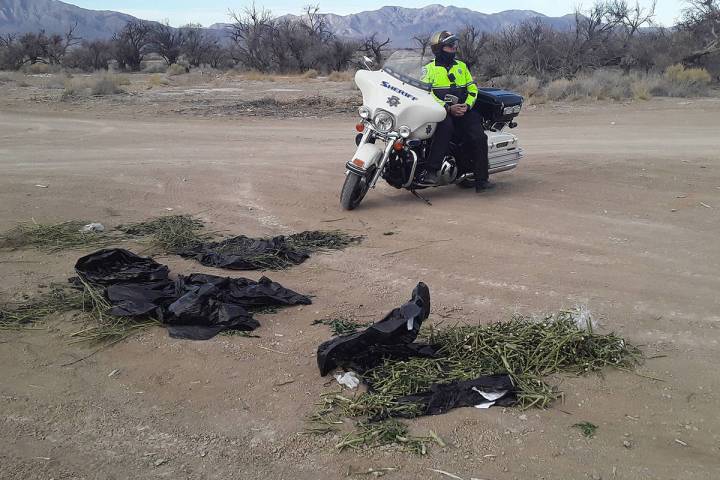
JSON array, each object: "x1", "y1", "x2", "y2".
[{"x1": 1, "y1": 97, "x2": 719, "y2": 479}]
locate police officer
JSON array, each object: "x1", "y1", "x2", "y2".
[{"x1": 420, "y1": 31, "x2": 494, "y2": 191}]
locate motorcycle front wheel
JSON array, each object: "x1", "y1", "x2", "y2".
[{"x1": 340, "y1": 170, "x2": 372, "y2": 210}]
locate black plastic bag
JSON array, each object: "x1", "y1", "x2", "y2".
[
  {"x1": 179, "y1": 236, "x2": 309, "y2": 270},
  {"x1": 317, "y1": 282, "x2": 431, "y2": 376},
  {"x1": 106, "y1": 279, "x2": 177, "y2": 317},
  {"x1": 74, "y1": 248, "x2": 310, "y2": 340},
  {"x1": 75, "y1": 248, "x2": 169, "y2": 285},
  {"x1": 396, "y1": 374, "x2": 517, "y2": 416}
]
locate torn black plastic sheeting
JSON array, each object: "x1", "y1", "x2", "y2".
[
  {"x1": 395, "y1": 374, "x2": 517, "y2": 416},
  {"x1": 74, "y1": 248, "x2": 310, "y2": 340},
  {"x1": 316, "y1": 282, "x2": 432, "y2": 376}
]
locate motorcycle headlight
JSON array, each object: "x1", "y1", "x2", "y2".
[
  {"x1": 398, "y1": 125, "x2": 411, "y2": 138},
  {"x1": 358, "y1": 106, "x2": 371, "y2": 119},
  {"x1": 372, "y1": 110, "x2": 395, "y2": 133}
]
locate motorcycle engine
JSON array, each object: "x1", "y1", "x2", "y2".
[{"x1": 383, "y1": 151, "x2": 413, "y2": 189}]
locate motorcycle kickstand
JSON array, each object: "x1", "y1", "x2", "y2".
[{"x1": 410, "y1": 189, "x2": 432, "y2": 206}]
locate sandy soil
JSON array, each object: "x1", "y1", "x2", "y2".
[{"x1": 1, "y1": 75, "x2": 719, "y2": 480}]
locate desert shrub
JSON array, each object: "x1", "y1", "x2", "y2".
[
  {"x1": 242, "y1": 70, "x2": 276, "y2": 81},
  {"x1": 520, "y1": 76, "x2": 541, "y2": 98},
  {"x1": 62, "y1": 78, "x2": 87, "y2": 98},
  {"x1": 143, "y1": 62, "x2": 167, "y2": 73},
  {"x1": 661, "y1": 64, "x2": 711, "y2": 96},
  {"x1": 327, "y1": 70, "x2": 354, "y2": 82},
  {"x1": 90, "y1": 76, "x2": 122, "y2": 95},
  {"x1": 0, "y1": 72, "x2": 13, "y2": 84},
  {"x1": 544, "y1": 78, "x2": 572, "y2": 101},
  {"x1": 113, "y1": 74, "x2": 130, "y2": 86},
  {"x1": 42, "y1": 74, "x2": 67, "y2": 89},
  {"x1": 301, "y1": 68, "x2": 319, "y2": 79},
  {"x1": 166, "y1": 63, "x2": 188, "y2": 76},
  {"x1": 147, "y1": 74, "x2": 169, "y2": 87},
  {"x1": 631, "y1": 79, "x2": 653, "y2": 100},
  {"x1": 490, "y1": 74, "x2": 541, "y2": 99},
  {"x1": 24, "y1": 63, "x2": 50, "y2": 74},
  {"x1": 665, "y1": 64, "x2": 711, "y2": 85},
  {"x1": 576, "y1": 70, "x2": 634, "y2": 100}
]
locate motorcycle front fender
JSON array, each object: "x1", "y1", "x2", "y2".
[{"x1": 346, "y1": 142, "x2": 383, "y2": 174}]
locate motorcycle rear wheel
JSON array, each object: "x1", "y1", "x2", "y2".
[{"x1": 340, "y1": 171, "x2": 371, "y2": 210}]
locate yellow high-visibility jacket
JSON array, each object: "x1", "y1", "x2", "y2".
[{"x1": 421, "y1": 60, "x2": 478, "y2": 108}]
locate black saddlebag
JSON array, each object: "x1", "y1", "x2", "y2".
[{"x1": 473, "y1": 88, "x2": 523, "y2": 123}]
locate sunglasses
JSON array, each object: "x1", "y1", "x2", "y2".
[{"x1": 441, "y1": 37, "x2": 459, "y2": 48}]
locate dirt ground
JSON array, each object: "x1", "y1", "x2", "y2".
[{"x1": 1, "y1": 75, "x2": 719, "y2": 480}]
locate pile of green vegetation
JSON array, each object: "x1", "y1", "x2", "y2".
[
  {"x1": 312, "y1": 317, "x2": 368, "y2": 336},
  {"x1": 117, "y1": 214, "x2": 209, "y2": 253},
  {"x1": 0, "y1": 280, "x2": 156, "y2": 344},
  {"x1": 0, "y1": 221, "x2": 112, "y2": 251},
  {"x1": 308, "y1": 309, "x2": 641, "y2": 453},
  {"x1": 0, "y1": 286, "x2": 84, "y2": 330}
]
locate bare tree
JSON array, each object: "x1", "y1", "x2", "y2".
[
  {"x1": 412, "y1": 32, "x2": 432, "y2": 58},
  {"x1": 324, "y1": 38, "x2": 360, "y2": 71},
  {"x1": 180, "y1": 23, "x2": 221, "y2": 67},
  {"x1": 0, "y1": 33, "x2": 25, "y2": 70},
  {"x1": 360, "y1": 33, "x2": 390, "y2": 65},
  {"x1": 63, "y1": 39, "x2": 114, "y2": 71},
  {"x1": 149, "y1": 22, "x2": 185, "y2": 65},
  {"x1": 113, "y1": 20, "x2": 152, "y2": 71},
  {"x1": 227, "y1": 3, "x2": 276, "y2": 71},
  {"x1": 679, "y1": 0, "x2": 720, "y2": 65},
  {"x1": 46, "y1": 22, "x2": 82, "y2": 65},
  {"x1": 608, "y1": 0, "x2": 657, "y2": 39},
  {"x1": 301, "y1": 4, "x2": 332, "y2": 40},
  {"x1": 456, "y1": 26, "x2": 489, "y2": 70},
  {"x1": 18, "y1": 31, "x2": 50, "y2": 65}
]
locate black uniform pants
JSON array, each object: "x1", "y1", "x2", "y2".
[{"x1": 426, "y1": 109, "x2": 489, "y2": 181}]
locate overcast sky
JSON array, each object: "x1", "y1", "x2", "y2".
[{"x1": 68, "y1": 1, "x2": 685, "y2": 28}]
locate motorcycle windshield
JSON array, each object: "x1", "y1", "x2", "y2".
[{"x1": 382, "y1": 50, "x2": 432, "y2": 92}]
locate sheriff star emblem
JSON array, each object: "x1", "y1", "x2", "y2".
[
  {"x1": 426, "y1": 124, "x2": 433, "y2": 135},
  {"x1": 387, "y1": 95, "x2": 400, "y2": 107}
]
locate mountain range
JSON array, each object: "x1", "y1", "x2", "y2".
[
  {"x1": 0, "y1": 0, "x2": 135, "y2": 38},
  {"x1": 1, "y1": 0, "x2": 576, "y2": 46}
]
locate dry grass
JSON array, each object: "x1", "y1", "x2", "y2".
[
  {"x1": 147, "y1": 74, "x2": 169, "y2": 88},
  {"x1": 167, "y1": 63, "x2": 188, "y2": 76},
  {"x1": 327, "y1": 70, "x2": 355, "y2": 82},
  {"x1": 143, "y1": 62, "x2": 167, "y2": 74},
  {"x1": 302, "y1": 69, "x2": 319, "y2": 79},
  {"x1": 61, "y1": 73, "x2": 128, "y2": 99},
  {"x1": 0, "y1": 71, "x2": 32, "y2": 86},
  {"x1": 241, "y1": 70, "x2": 277, "y2": 82},
  {"x1": 24, "y1": 63, "x2": 51, "y2": 74},
  {"x1": 0, "y1": 72, "x2": 15, "y2": 84},
  {"x1": 90, "y1": 77, "x2": 122, "y2": 95},
  {"x1": 493, "y1": 67, "x2": 715, "y2": 102},
  {"x1": 490, "y1": 74, "x2": 541, "y2": 99}
]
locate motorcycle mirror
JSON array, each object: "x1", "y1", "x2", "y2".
[
  {"x1": 444, "y1": 94, "x2": 459, "y2": 105},
  {"x1": 362, "y1": 56, "x2": 375, "y2": 69}
]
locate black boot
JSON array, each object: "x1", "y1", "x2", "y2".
[{"x1": 475, "y1": 179, "x2": 495, "y2": 192}]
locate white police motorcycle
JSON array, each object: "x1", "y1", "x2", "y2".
[{"x1": 341, "y1": 50, "x2": 524, "y2": 210}]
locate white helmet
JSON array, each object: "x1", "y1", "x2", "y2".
[{"x1": 439, "y1": 158, "x2": 458, "y2": 184}]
